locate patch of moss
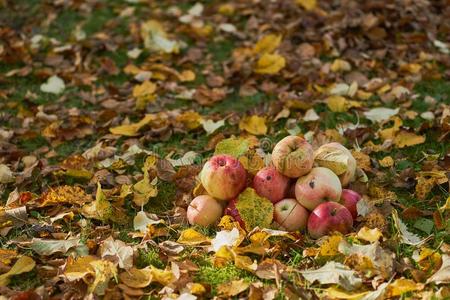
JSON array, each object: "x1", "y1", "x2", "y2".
[
  {"x1": 144, "y1": 181, "x2": 177, "y2": 214},
  {"x1": 195, "y1": 263, "x2": 256, "y2": 288},
  {"x1": 9, "y1": 269, "x2": 42, "y2": 291},
  {"x1": 136, "y1": 248, "x2": 165, "y2": 269}
]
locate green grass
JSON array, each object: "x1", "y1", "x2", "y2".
[
  {"x1": 9, "y1": 269, "x2": 42, "y2": 291},
  {"x1": 144, "y1": 181, "x2": 177, "y2": 215}
]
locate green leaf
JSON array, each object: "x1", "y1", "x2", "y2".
[
  {"x1": 214, "y1": 137, "x2": 250, "y2": 158},
  {"x1": 236, "y1": 188, "x2": 273, "y2": 231},
  {"x1": 413, "y1": 218, "x2": 434, "y2": 234}
]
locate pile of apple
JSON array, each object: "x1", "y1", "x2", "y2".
[{"x1": 187, "y1": 136, "x2": 362, "y2": 239}]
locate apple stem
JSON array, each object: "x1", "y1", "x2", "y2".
[{"x1": 331, "y1": 208, "x2": 337, "y2": 216}]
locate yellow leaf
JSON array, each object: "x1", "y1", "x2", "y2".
[
  {"x1": 218, "y1": 4, "x2": 235, "y2": 16},
  {"x1": 150, "y1": 266, "x2": 175, "y2": 285},
  {"x1": 400, "y1": 63, "x2": 422, "y2": 74},
  {"x1": 0, "y1": 256, "x2": 35, "y2": 286},
  {"x1": 357, "y1": 227, "x2": 383, "y2": 243},
  {"x1": 214, "y1": 245, "x2": 235, "y2": 267},
  {"x1": 379, "y1": 116, "x2": 402, "y2": 140},
  {"x1": 40, "y1": 185, "x2": 92, "y2": 207},
  {"x1": 330, "y1": 59, "x2": 352, "y2": 72},
  {"x1": 132, "y1": 80, "x2": 156, "y2": 98},
  {"x1": 379, "y1": 156, "x2": 394, "y2": 167},
  {"x1": 415, "y1": 171, "x2": 448, "y2": 200},
  {"x1": 236, "y1": 188, "x2": 274, "y2": 231},
  {"x1": 239, "y1": 152, "x2": 265, "y2": 175},
  {"x1": 64, "y1": 256, "x2": 117, "y2": 296},
  {"x1": 296, "y1": 0, "x2": 317, "y2": 10},
  {"x1": 0, "y1": 249, "x2": 17, "y2": 265},
  {"x1": 81, "y1": 183, "x2": 112, "y2": 222},
  {"x1": 253, "y1": 34, "x2": 282, "y2": 55},
  {"x1": 217, "y1": 279, "x2": 250, "y2": 297},
  {"x1": 319, "y1": 235, "x2": 343, "y2": 256},
  {"x1": 325, "y1": 286, "x2": 369, "y2": 300},
  {"x1": 177, "y1": 228, "x2": 210, "y2": 245},
  {"x1": 110, "y1": 114, "x2": 156, "y2": 136},
  {"x1": 387, "y1": 278, "x2": 424, "y2": 297},
  {"x1": 254, "y1": 53, "x2": 286, "y2": 74},
  {"x1": 440, "y1": 195, "x2": 450, "y2": 212},
  {"x1": 239, "y1": 115, "x2": 267, "y2": 135},
  {"x1": 120, "y1": 267, "x2": 153, "y2": 288},
  {"x1": 141, "y1": 20, "x2": 180, "y2": 54},
  {"x1": 393, "y1": 130, "x2": 426, "y2": 148},
  {"x1": 326, "y1": 95, "x2": 361, "y2": 112},
  {"x1": 189, "y1": 283, "x2": 206, "y2": 295},
  {"x1": 176, "y1": 111, "x2": 202, "y2": 130},
  {"x1": 179, "y1": 70, "x2": 196, "y2": 82}
]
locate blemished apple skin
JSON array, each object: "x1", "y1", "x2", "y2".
[
  {"x1": 307, "y1": 202, "x2": 353, "y2": 239},
  {"x1": 253, "y1": 166, "x2": 290, "y2": 204},
  {"x1": 340, "y1": 189, "x2": 361, "y2": 219},
  {"x1": 199, "y1": 154, "x2": 247, "y2": 201},
  {"x1": 271, "y1": 136, "x2": 314, "y2": 178},
  {"x1": 274, "y1": 198, "x2": 309, "y2": 231},
  {"x1": 187, "y1": 195, "x2": 224, "y2": 227},
  {"x1": 224, "y1": 198, "x2": 245, "y2": 229},
  {"x1": 314, "y1": 142, "x2": 357, "y2": 187},
  {"x1": 295, "y1": 167, "x2": 342, "y2": 211}
]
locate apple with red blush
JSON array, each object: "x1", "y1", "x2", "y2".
[
  {"x1": 187, "y1": 195, "x2": 224, "y2": 226},
  {"x1": 253, "y1": 166, "x2": 290, "y2": 204},
  {"x1": 272, "y1": 136, "x2": 314, "y2": 178},
  {"x1": 307, "y1": 202, "x2": 353, "y2": 239},
  {"x1": 340, "y1": 189, "x2": 361, "y2": 219},
  {"x1": 199, "y1": 154, "x2": 247, "y2": 201},
  {"x1": 295, "y1": 167, "x2": 342, "y2": 211},
  {"x1": 273, "y1": 198, "x2": 309, "y2": 231}
]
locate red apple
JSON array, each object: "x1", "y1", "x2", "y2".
[
  {"x1": 340, "y1": 189, "x2": 361, "y2": 219},
  {"x1": 274, "y1": 198, "x2": 309, "y2": 231},
  {"x1": 272, "y1": 136, "x2": 314, "y2": 178},
  {"x1": 313, "y1": 142, "x2": 357, "y2": 187},
  {"x1": 307, "y1": 202, "x2": 353, "y2": 239},
  {"x1": 224, "y1": 198, "x2": 245, "y2": 229},
  {"x1": 295, "y1": 167, "x2": 342, "y2": 211},
  {"x1": 253, "y1": 166, "x2": 290, "y2": 204},
  {"x1": 199, "y1": 154, "x2": 247, "y2": 201},
  {"x1": 187, "y1": 195, "x2": 224, "y2": 226}
]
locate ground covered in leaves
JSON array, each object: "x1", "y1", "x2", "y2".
[{"x1": 0, "y1": 0, "x2": 450, "y2": 299}]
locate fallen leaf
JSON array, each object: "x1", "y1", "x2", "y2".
[
  {"x1": 0, "y1": 164, "x2": 15, "y2": 184},
  {"x1": 214, "y1": 137, "x2": 250, "y2": 158},
  {"x1": 167, "y1": 151, "x2": 199, "y2": 167},
  {"x1": 239, "y1": 115, "x2": 267, "y2": 135},
  {"x1": 325, "y1": 287, "x2": 369, "y2": 300},
  {"x1": 236, "y1": 188, "x2": 274, "y2": 231},
  {"x1": 392, "y1": 209, "x2": 430, "y2": 246},
  {"x1": 327, "y1": 96, "x2": 361, "y2": 112},
  {"x1": 0, "y1": 256, "x2": 35, "y2": 286},
  {"x1": 30, "y1": 238, "x2": 80, "y2": 256},
  {"x1": 300, "y1": 261, "x2": 362, "y2": 291},
  {"x1": 110, "y1": 114, "x2": 156, "y2": 136},
  {"x1": 254, "y1": 53, "x2": 286, "y2": 75},
  {"x1": 378, "y1": 156, "x2": 394, "y2": 167},
  {"x1": 0, "y1": 249, "x2": 17, "y2": 265},
  {"x1": 133, "y1": 211, "x2": 163, "y2": 233},
  {"x1": 393, "y1": 130, "x2": 426, "y2": 148},
  {"x1": 40, "y1": 75, "x2": 65, "y2": 94},
  {"x1": 296, "y1": 0, "x2": 316, "y2": 10},
  {"x1": 141, "y1": 20, "x2": 180, "y2": 53},
  {"x1": 331, "y1": 59, "x2": 352, "y2": 72},
  {"x1": 364, "y1": 107, "x2": 399, "y2": 123},
  {"x1": 253, "y1": 34, "x2": 282, "y2": 55},
  {"x1": 387, "y1": 278, "x2": 424, "y2": 297},
  {"x1": 120, "y1": 267, "x2": 153, "y2": 288},
  {"x1": 100, "y1": 236, "x2": 133, "y2": 270},
  {"x1": 40, "y1": 185, "x2": 92, "y2": 207},
  {"x1": 210, "y1": 228, "x2": 240, "y2": 252},
  {"x1": 415, "y1": 171, "x2": 448, "y2": 200},
  {"x1": 427, "y1": 254, "x2": 450, "y2": 285},
  {"x1": 177, "y1": 228, "x2": 210, "y2": 245},
  {"x1": 217, "y1": 279, "x2": 250, "y2": 297},
  {"x1": 357, "y1": 227, "x2": 383, "y2": 243},
  {"x1": 201, "y1": 119, "x2": 225, "y2": 135}
]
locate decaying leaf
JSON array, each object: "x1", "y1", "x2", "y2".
[
  {"x1": 110, "y1": 114, "x2": 156, "y2": 136},
  {"x1": 30, "y1": 238, "x2": 81, "y2": 256},
  {"x1": 300, "y1": 261, "x2": 362, "y2": 291},
  {"x1": 214, "y1": 137, "x2": 250, "y2": 158},
  {"x1": 393, "y1": 130, "x2": 426, "y2": 148},
  {"x1": 239, "y1": 115, "x2": 268, "y2": 135},
  {"x1": 40, "y1": 75, "x2": 65, "y2": 94},
  {"x1": 392, "y1": 209, "x2": 430, "y2": 246},
  {"x1": 427, "y1": 254, "x2": 450, "y2": 285},
  {"x1": 100, "y1": 236, "x2": 133, "y2": 270},
  {"x1": 141, "y1": 20, "x2": 180, "y2": 53},
  {"x1": 254, "y1": 53, "x2": 286, "y2": 74},
  {"x1": 0, "y1": 164, "x2": 15, "y2": 184},
  {"x1": 177, "y1": 228, "x2": 210, "y2": 245},
  {"x1": 364, "y1": 107, "x2": 399, "y2": 123},
  {"x1": 217, "y1": 279, "x2": 250, "y2": 297},
  {"x1": 253, "y1": 34, "x2": 282, "y2": 55},
  {"x1": 236, "y1": 188, "x2": 273, "y2": 231},
  {"x1": 0, "y1": 256, "x2": 35, "y2": 286}
]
